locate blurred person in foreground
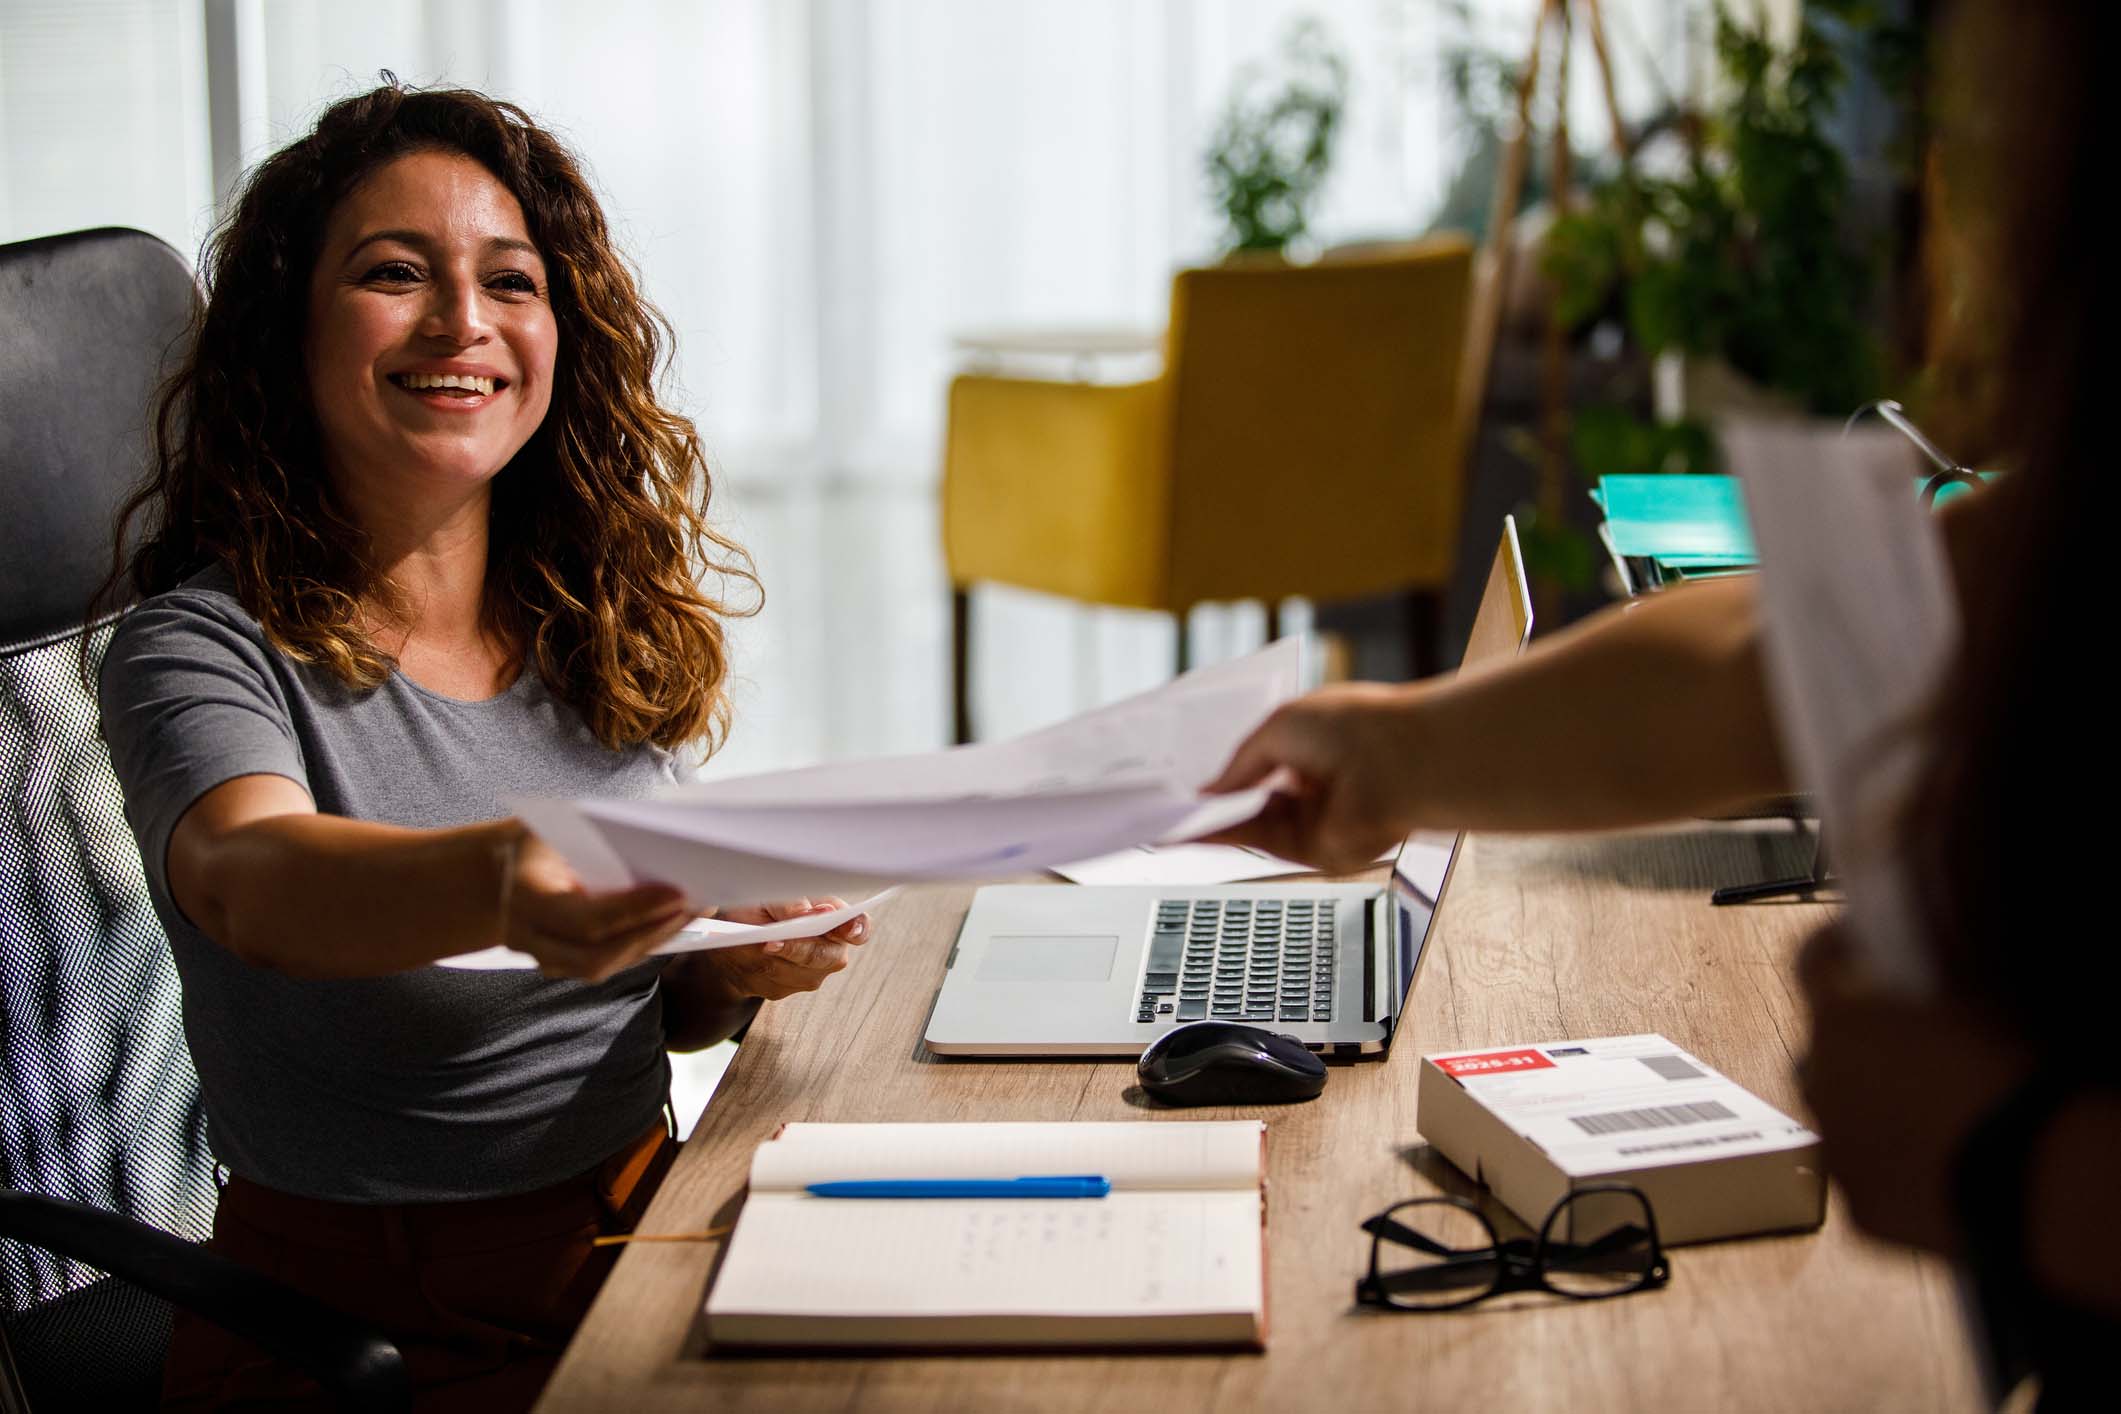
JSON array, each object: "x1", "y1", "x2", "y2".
[{"x1": 1207, "y1": 4, "x2": 2115, "y2": 1405}]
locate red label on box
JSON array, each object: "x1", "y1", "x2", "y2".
[{"x1": 1436, "y1": 1048, "x2": 1556, "y2": 1077}]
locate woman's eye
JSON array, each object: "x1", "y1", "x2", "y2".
[
  {"x1": 363, "y1": 260, "x2": 420, "y2": 284},
  {"x1": 488, "y1": 271, "x2": 539, "y2": 295}
]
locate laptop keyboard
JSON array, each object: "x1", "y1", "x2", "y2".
[{"x1": 1134, "y1": 897, "x2": 1338, "y2": 1026}]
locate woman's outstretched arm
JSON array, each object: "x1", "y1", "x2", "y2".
[{"x1": 166, "y1": 773, "x2": 691, "y2": 980}]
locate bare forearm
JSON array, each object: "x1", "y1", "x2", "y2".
[
  {"x1": 197, "y1": 814, "x2": 515, "y2": 978},
  {"x1": 1402, "y1": 576, "x2": 1790, "y2": 831},
  {"x1": 658, "y1": 956, "x2": 764, "y2": 1051}
]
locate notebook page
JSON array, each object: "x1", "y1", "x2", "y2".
[
  {"x1": 748, "y1": 1121, "x2": 1264, "y2": 1192},
  {"x1": 707, "y1": 1191, "x2": 1262, "y2": 1319}
]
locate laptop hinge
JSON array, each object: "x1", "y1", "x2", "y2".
[{"x1": 1364, "y1": 893, "x2": 1393, "y2": 1023}]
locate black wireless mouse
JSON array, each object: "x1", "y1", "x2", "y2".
[{"x1": 1137, "y1": 1021, "x2": 1328, "y2": 1107}]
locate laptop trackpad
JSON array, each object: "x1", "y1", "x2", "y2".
[{"x1": 976, "y1": 935, "x2": 1119, "y2": 982}]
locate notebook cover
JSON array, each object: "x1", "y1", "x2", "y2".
[{"x1": 1599, "y1": 474, "x2": 1757, "y2": 563}]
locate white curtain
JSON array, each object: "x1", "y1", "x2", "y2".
[{"x1": 1, "y1": 0, "x2": 1687, "y2": 776}]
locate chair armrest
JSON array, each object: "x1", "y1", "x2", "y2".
[
  {"x1": 0, "y1": 1191, "x2": 408, "y2": 1412},
  {"x1": 942, "y1": 374, "x2": 1171, "y2": 607}
]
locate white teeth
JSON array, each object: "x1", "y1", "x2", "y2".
[{"x1": 397, "y1": 372, "x2": 497, "y2": 395}]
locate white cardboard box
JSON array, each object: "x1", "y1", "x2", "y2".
[{"x1": 1416, "y1": 1034, "x2": 1825, "y2": 1245}]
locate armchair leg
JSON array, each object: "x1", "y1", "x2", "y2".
[
  {"x1": 952, "y1": 587, "x2": 973, "y2": 745},
  {"x1": 1406, "y1": 589, "x2": 1445, "y2": 679}
]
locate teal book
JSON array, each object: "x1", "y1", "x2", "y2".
[{"x1": 1598, "y1": 475, "x2": 1756, "y2": 564}]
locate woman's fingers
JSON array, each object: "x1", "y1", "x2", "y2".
[
  {"x1": 760, "y1": 898, "x2": 867, "y2": 954},
  {"x1": 522, "y1": 880, "x2": 683, "y2": 941},
  {"x1": 533, "y1": 905, "x2": 695, "y2": 982}
]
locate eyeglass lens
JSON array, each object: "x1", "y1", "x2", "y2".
[
  {"x1": 1365, "y1": 1199, "x2": 1501, "y2": 1309},
  {"x1": 1540, "y1": 1187, "x2": 1659, "y2": 1297}
]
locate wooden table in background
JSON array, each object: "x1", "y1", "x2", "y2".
[{"x1": 537, "y1": 824, "x2": 1982, "y2": 1414}]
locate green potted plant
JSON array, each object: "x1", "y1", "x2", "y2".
[
  {"x1": 1203, "y1": 20, "x2": 1350, "y2": 258},
  {"x1": 1543, "y1": 5, "x2": 1889, "y2": 446}
]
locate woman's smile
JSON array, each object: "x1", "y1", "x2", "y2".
[{"x1": 387, "y1": 363, "x2": 512, "y2": 411}]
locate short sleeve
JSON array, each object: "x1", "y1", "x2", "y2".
[{"x1": 97, "y1": 591, "x2": 310, "y2": 901}]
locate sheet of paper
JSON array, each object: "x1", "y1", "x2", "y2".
[
  {"x1": 1053, "y1": 843, "x2": 1315, "y2": 887},
  {"x1": 1727, "y1": 420, "x2": 1958, "y2": 993},
  {"x1": 434, "y1": 889, "x2": 895, "y2": 971},
  {"x1": 668, "y1": 637, "x2": 1305, "y2": 806},
  {"x1": 502, "y1": 640, "x2": 1303, "y2": 913},
  {"x1": 1053, "y1": 838, "x2": 1398, "y2": 887}
]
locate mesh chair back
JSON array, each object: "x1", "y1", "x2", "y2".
[{"x1": 1, "y1": 228, "x2": 207, "y2": 1407}]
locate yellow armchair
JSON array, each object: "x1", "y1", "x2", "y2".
[{"x1": 944, "y1": 235, "x2": 1473, "y2": 740}]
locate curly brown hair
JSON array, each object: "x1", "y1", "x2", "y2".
[{"x1": 94, "y1": 80, "x2": 755, "y2": 754}]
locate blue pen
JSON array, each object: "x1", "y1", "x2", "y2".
[{"x1": 805, "y1": 1175, "x2": 1111, "y2": 1199}]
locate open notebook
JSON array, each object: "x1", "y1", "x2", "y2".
[{"x1": 704, "y1": 1120, "x2": 1268, "y2": 1350}]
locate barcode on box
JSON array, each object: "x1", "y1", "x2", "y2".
[
  {"x1": 1640, "y1": 1054, "x2": 1705, "y2": 1081},
  {"x1": 1569, "y1": 1099, "x2": 1737, "y2": 1136},
  {"x1": 1616, "y1": 1130, "x2": 1762, "y2": 1158}
]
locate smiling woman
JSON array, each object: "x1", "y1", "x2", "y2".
[{"x1": 83, "y1": 82, "x2": 870, "y2": 1410}]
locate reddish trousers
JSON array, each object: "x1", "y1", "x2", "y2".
[{"x1": 160, "y1": 1121, "x2": 676, "y2": 1412}]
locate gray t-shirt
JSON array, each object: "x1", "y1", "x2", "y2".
[{"x1": 97, "y1": 564, "x2": 683, "y2": 1203}]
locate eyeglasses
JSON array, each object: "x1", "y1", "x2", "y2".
[
  {"x1": 1845, "y1": 398, "x2": 1987, "y2": 509},
  {"x1": 1356, "y1": 1183, "x2": 1670, "y2": 1312}
]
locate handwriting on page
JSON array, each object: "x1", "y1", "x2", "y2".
[{"x1": 711, "y1": 1194, "x2": 1258, "y2": 1316}]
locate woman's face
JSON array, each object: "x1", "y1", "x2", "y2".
[{"x1": 305, "y1": 149, "x2": 558, "y2": 509}]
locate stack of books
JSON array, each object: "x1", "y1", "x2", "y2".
[{"x1": 1591, "y1": 474, "x2": 1758, "y2": 594}]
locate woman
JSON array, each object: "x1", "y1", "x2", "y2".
[
  {"x1": 1208, "y1": 4, "x2": 2116, "y2": 1402},
  {"x1": 92, "y1": 83, "x2": 864, "y2": 1407}
]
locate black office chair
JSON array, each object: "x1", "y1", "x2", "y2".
[{"x1": 0, "y1": 228, "x2": 406, "y2": 1412}]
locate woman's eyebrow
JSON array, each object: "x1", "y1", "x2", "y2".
[{"x1": 343, "y1": 230, "x2": 542, "y2": 262}]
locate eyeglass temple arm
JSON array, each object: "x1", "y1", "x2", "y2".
[
  {"x1": 1845, "y1": 398, "x2": 1962, "y2": 474},
  {"x1": 1361, "y1": 1213, "x2": 1489, "y2": 1258}
]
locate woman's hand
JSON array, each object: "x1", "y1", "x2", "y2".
[
  {"x1": 1797, "y1": 924, "x2": 2032, "y2": 1255},
  {"x1": 502, "y1": 828, "x2": 693, "y2": 982},
  {"x1": 1200, "y1": 683, "x2": 1424, "y2": 872},
  {"x1": 658, "y1": 898, "x2": 872, "y2": 1051},
  {"x1": 704, "y1": 897, "x2": 872, "y2": 1000}
]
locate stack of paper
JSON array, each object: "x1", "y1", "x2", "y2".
[{"x1": 440, "y1": 640, "x2": 1305, "y2": 969}]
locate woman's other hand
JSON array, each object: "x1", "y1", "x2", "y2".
[
  {"x1": 1200, "y1": 683, "x2": 1422, "y2": 873},
  {"x1": 1797, "y1": 924, "x2": 2031, "y2": 1255},
  {"x1": 702, "y1": 897, "x2": 871, "y2": 1000},
  {"x1": 657, "y1": 898, "x2": 871, "y2": 1051}
]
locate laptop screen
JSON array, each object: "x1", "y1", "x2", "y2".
[{"x1": 1380, "y1": 518, "x2": 1534, "y2": 1027}]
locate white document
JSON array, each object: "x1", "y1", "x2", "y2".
[
  {"x1": 500, "y1": 638, "x2": 1307, "y2": 916},
  {"x1": 1727, "y1": 420, "x2": 1959, "y2": 992},
  {"x1": 1052, "y1": 843, "x2": 1316, "y2": 887},
  {"x1": 1053, "y1": 840, "x2": 1401, "y2": 887},
  {"x1": 436, "y1": 889, "x2": 896, "y2": 972}
]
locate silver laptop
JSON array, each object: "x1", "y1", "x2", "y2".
[{"x1": 925, "y1": 519, "x2": 1533, "y2": 1057}]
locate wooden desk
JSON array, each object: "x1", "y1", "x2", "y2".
[{"x1": 539, "y1": 825, "x2": 1982, "y2": 1413}]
